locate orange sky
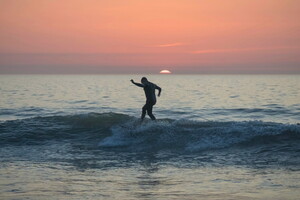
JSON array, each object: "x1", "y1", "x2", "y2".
[{"x1": 0, "y1": 0, "x2": 299, "y2": 74}]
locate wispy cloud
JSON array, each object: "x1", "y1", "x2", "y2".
[
  {"x1": 153, "y1": 43, "x2": 186, "y2": 47},
  {"x1": 192, "y1": 46, "x2": 299, "y2": 54}
]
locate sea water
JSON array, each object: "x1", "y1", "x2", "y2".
[{"x1": 0, "y1": 75, "x2": 299, "y2": 200}]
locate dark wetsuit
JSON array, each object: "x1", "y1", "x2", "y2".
[
  {"x1": 132, "y1": 81, "x2": 161, "y2": 120},
  {"x1": 142, "y1": 82, "x2": 159, "y2": 120}
]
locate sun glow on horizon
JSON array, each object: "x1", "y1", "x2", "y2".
[{"x1": 160, "y1": 70, "x2": 172, "y2": 74}]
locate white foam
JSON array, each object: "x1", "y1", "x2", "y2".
[{"x1": 98, "y1": 119, "x2": 300, "y2": 151}]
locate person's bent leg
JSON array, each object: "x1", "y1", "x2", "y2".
[
  {"x1": 147, "y1": 104, "x2": 156, "y2": 120},
  {"x1": 141, "y1": 104, "x2": 147, "y2": 120}
]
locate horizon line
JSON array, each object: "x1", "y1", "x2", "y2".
[{"x1": 1, "y1": 72, "x2": 299, "y2": 75}]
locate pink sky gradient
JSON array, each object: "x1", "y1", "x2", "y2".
[{"x1": 0, "y1": 0, "x2": 299, "y2": 74}]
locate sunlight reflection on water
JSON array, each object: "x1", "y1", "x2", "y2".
[{"x1": 1, "y1": 74, "x2": 299, "y2": 123}]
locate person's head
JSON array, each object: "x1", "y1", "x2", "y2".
[{"x1": 141, "y1": 77, "x2": 148, "y2": 84}]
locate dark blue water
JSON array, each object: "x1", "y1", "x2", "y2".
[{"x1": 1, "y1": 112, "x2": 299, "y2": 169}]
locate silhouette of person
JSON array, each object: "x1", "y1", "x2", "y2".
[{"x1": 131, "y1": 77, "x2": 162, "y2": 120}]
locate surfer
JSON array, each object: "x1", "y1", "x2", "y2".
[{"x1": 131, "y1": 77, "x2": 162, "y2": 120}]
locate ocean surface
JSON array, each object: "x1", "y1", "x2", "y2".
[{"x1": 0, "y1": 74, "x2": 299, "y2": 200}]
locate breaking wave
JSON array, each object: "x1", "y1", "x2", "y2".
[{"x1": 1, "y1": 112, "x2": 299, "y2": 152}]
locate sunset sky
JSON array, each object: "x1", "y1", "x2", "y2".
[{"x1": 0, "y1": 0, "x2": 299, "y2": 74}]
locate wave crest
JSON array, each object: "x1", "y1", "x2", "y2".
[{"x1": 1, "y1": 112, "x2": 299, "y2": 151}]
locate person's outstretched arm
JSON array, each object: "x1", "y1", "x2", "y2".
[
  {"x1": 131, "y1": 79, "x2": 144, "y2": 87},
  {"x1": 156, "y1": 85, "x2": 162, "y2": 97}
]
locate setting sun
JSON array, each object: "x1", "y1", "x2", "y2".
[{"x1": 160, "y1": 70, "x2": 172, "y2": 74}]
